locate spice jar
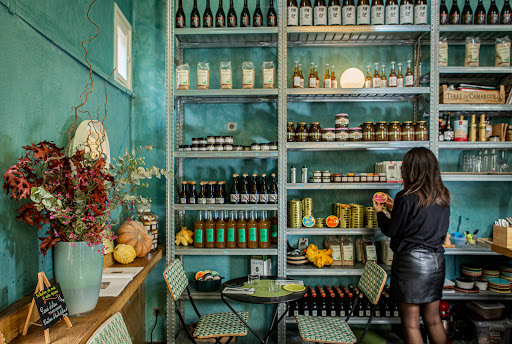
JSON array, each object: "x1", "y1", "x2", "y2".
[
  {"x1": 199, "y1": 138, "x2": 207, "y2": 145},
  {"x1": 192, "y1": 138, "x2": 199, "y2": 145},
  {"x1": 199, "y1": 144, "x2": 207, "y2": 151},
  {"x1": 322, "y1": 128, "x2": 336, "y2": 142},
  {"x1": 335, "y1": 113, "x2": 349, "y2": 128},
  {"x1": 251, "y1": 143, "x2": 261, "y2": 151},
  {"x1": 287, "y1": 122, "x2": 295, "y2": 142},
  {"x1": 192, "y1": 144, "x2": 199, "y2": 151},
  {"x1": 349, "y1": 127, "x2": 362, "y2": 141},
  {"x1": 270, "y1": 142, "x2": 278, "y2": 150},
  {"x1": 336, "y1": 128, "x2": 349, "y2": 141},
  {"x1": 361, "y1": 122, "x2": 375, "y2": 141},
  {"x1": 261, "y1": 143, "x2": 270, "y2": 151},
  {"x1": 375, "y1": 122, "x2": 388, "y2": 141},
  {"x1": 401, "y1": 121, "x2": 415, "y2": 141},
  {"x1": 224, "y1": 144, "x2": 233, "y2": 151},
  {"x1": 214, "y1": 144, "x2": 224, "y2": 151},
  {"x1": 295, "y1": 122, "x2": 308, "y2": 142},
  {"x1": 388, "y1": 121, "x2": 402, "y2": 141},
  {"x1": 415, "y1": 121, "x2": 429, "y2": 141},
  {"x1": 309, "y1": 122, "x2": 322, "y2": 142},
  {"x1": 206, "y1": 144, "x2": 215, "y2": 151},
  {"x1": 184, "y1": 145, "x2": 192, "y2": 151},
  {"x1": 215, "y1": 136, "x2": 224, "y2": 144}
]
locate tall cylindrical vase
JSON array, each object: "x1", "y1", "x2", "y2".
[{"x1": 54, "y1": 242, "x2": 103, "y2": 317}]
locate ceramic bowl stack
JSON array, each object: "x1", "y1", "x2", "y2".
[
  {"x1": 461, "y1": 264, "x2": 483, "y2": 281},
  {"x1": 499, "y1": 266, "x2": 512, "y2": 285},
  {"x1": 488, "y1": 277, "x2": 512, "y2": 293},
  {"x1": 482, "y1": 269, "x2": 500, "y2": 281}
]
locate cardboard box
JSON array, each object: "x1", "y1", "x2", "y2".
[
  {"x1": 440, "y1": 85, "x2": 506, "y2": 104},
  {"x1": 384, "y1": 161, "x2": 402, "y2": 182},
  {"x1": 251, "y1": 255, "x2": 271, "y2": 275},
  {"x1": 493, "y1": 225, "x2": 512, "y2": 249}
]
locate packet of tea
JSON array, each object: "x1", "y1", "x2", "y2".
[
  {"x1": 262, "y1": 61, "x2": 275, "y2": 89},
  {"x1": 439, "y1": 38, "x2": 448, "y2": 67}
]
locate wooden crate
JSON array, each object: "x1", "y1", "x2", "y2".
[
  {"x1": 440, "y1": 85, "x2": 506, "y2": 104},
  {"x1": 493, "y1": 225, "x2": 512, "y2": 249}
]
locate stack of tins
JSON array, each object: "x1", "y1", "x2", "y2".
[
  {"x1": 351, "y1": 204, "x2": 365, "y2": 228},
  {"x1": 334, "y1": 204, "x2": 351, "y2": 228},
  {"x1": 289, "y1": 199, "x2": 302, "y2": 228},
  {"x1": 302, "y1": 198, "x2": 314, "y2": 218}
]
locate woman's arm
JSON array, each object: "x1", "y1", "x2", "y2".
[{"x1": 377, "y1": 195, "x2": 410, "y2": 238}]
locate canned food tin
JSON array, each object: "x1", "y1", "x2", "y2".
[
  {"x1": 322, "y1": 178, "x2": 331, "y2": 183},
  {"x1": 234, "y1": 145, "x2": 243, "y2": 151},
  {"x1": 214, "y1": 144, "x2": 224, "y2": 151},
  {"x1": 270, "y1": 142, "x2": 278, "y2": 150},
  {"x1": 215, "y1": 136, "x2": 224, "y2": 144},
  {"x1": 206, "y1": 144, "x2": 215, "y2": 151},
  {"x1": 313, "y1": 171, "x2": 322, "y2": 178},
  {"x1": 199, "y1": 145, "x2": 207, "y2": 151},
  {"x1": 184, "y1": 145, "x2": 192, "y2": 151},
  {"x1": 322, "y1": 171, "x2": 331, "y2": 178},
  {"x1": 199, "y1": 138, "x2": 207, "y2": 145},
  {"x1": 334, "y1": 173, "x2": 342, "y2": 182},
  {"x1": 192, "y1": 144, "x2": 199, "y2": 151},
  {"x1": 312, "y1": 178, "x2": 322, "y2": 183}
]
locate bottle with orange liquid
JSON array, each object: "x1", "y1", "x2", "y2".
[
  {"x1": 247, "y1": 211, "x2": 259, "y2": 248},
  {"x1": 215, "y1": 211, "x2": 226, "y2": 248},
  {"x1": 226, "y1": 211, "x2": 237, "y2": 248},
  {"x1": 204, "y1": 210, "x2": 215, "y2": 248},
  {"x1": 258, "y1": 211, "x2": 270, "y2": 248},
  {"x1": 236, "y1": 211, "x2": 247, "y2": 248},
  {"x1": 194, "y1": 211, "x2": 205, "y2": 248}
]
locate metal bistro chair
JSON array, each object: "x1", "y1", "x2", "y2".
[
  {"x1": 295, "y1": 261, "x2": 388, "y2": 344},
  {"x1": 163, "y1": 259, "x2": 249, "y2": 344},
  {"x1": 86, "y1": 312, "x2": 132, "y2": 344}
]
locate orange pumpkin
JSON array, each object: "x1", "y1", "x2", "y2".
[{"x1": 117, "y1": 220, "x2": 152, "y2": 257}]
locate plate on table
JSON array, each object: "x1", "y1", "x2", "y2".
[{"x1": 283, "y1": 284, "x2": 306, "y2": 292}]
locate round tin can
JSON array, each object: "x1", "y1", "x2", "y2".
[
  {"x1": 326, "y1": 215, "x2": 340, "y2": 228},
  {"x1": 322, "y1": 178, "x2": 331, "y2": 183},
  {"x1": 214, "y1": 144, "x2": 224, "y2": 151},
  {"x1": 215, "y1": 136, "x2": 224, "y2": 144},
  {"x1": 302, "y1": 198, "x2": 314, "y2": 218},
  {"x1": 184, "y1": 145, "x2": 192, "y2": 151},
  {"x1": 192, "y1": 138, "x2": 199, "y2": 145},
  {"x1": 313, "y1": 171, "x2": 322, "y2": 178},
  {"x1": 303, "y1": 215, "x2": 315, "y2": 228},
  {"x1": 224, "y1": 144, "x2": 233, "y2": 151},
  {"x1": 192, "y1": 144, "x2": 199, "y2": 151},
  {"x1": 288, "y1": 199, "x2": 303, "y2": 229},
  {"x1": 270, "y1": 142, "x2": 278, "y2": 150},
  {"x1": 454, "y1": 119, "x2": 468, "y2": 141}
]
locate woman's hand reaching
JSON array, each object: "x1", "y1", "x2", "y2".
[{"x1": 384, "y1": 193, "x2": 394, "y2": 211}]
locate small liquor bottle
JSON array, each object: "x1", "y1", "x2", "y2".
[
  {"x1": 288, "y1": 0, "x2": 299, "y2": 26},
  {"x1": 268, "y1": 0, "x2": 278, "y2": 26},
  {"x1": 400, "y1": 0, "x2": 414, "y2": 24},
  {"x1": 293, "y1": 61, "x2": 301, "y2": 88},
  {"x1": 216, "y1": 0, "x2": 226, "y2": 27},
  {"x1": 314, "y1": 0, "x2": 328, "y2": 25},
  {"x1": 397, "y1": 62, "x2": 404, "y2": 87},
  {"x1": 474, "y1": 0, "x2": 486, "y2": 24},
  {"x1": 371, "y1": 0, "x2": 385, "y2": 25},
  {"x1": 328, "y1": 0, "x2": 342, "y2": 25},
  {"x1": 299, "y1": 64, "x2": 305, "y2": 88},
  {"x1": 323, "y1": 64, "x2": 331, "y2": 88},
  {"x1": 461, "y1": 0, "x2": 473, "y2": 24},
  {"x1": 488, "y1": 0, "x2": 500, "y2": 24},
  {"x1": 330, "y1": 65, "x2": 338, "y2": 88},
  {"x1": 414, "y1": 0, "x2": 428, "y2": 24},
  {"x1": 240, "y1": 0, "x2": 251, "y2": 27},
  {"x1": 357, "y1": 0, "x2": 371, "y2": 25},
  {"x1": 365, "y1": 66, "x2": 372, "y2": 88},
  {"x1": 342, "y1": 0, "x2": 356, "y2": 25},
  {"x1": 502, "y1": 0, "x2": 512, "y2": 24},
  {"x1": 386, "y1": 0, "x2": 399, "y2": 24},
  {"x1": 373, "y1": 63, "x2": 381, "y2": 88},
  {"x1": 227, "y1": 0, "x2": 238, "y2": 27},
  {"x1": 309, "y1": 62, "x2": 316, "y2": 88},
  {"x1": 405, "y1": 60, "x2": 414, "y2": 87},
  {"x1": 380, "y1": 65, "x2": 387, "y2": 87},
  {"x1": 300, "y1": 0, "x2": 313, "y2": 26}
]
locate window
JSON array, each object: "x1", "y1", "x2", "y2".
[{"x1": 114, "y1": 3, "x2": 132, "y2": 90}]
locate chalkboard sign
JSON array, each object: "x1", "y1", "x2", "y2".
[{"x1": 33, "y1": 283, "x2": 69, "y2": 330}]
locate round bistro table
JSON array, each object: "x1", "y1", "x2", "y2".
[{"x1": 220, "y1": 276, "x2": 306, "y2": 344}]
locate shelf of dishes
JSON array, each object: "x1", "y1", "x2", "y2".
[{"x1": 174, "y1": 246, "x2": 278, "y2": 256}]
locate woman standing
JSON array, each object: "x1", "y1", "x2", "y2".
[{"x1": 373, "y1": 148, "x2": 450, "y2": 344}]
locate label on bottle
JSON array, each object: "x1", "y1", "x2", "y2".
[
  {"x1": 405, "y1": 75, "x2": 414, "y2": 86},
  {"x1": 220, "y1": 70, "x2": 232, "y2": 86},
  {"x1": 309, "y1": 77, "x2": 317, "y2": 88},
  {"x1": 241, "y1": 194, "x2": 250, "y2": 203},
  {"x1": 249, "y1": 227, "x2": 257, "y2": 242},
  {"x1": 263, "y1": 68, "x2": 274, "y2": 87},
  {"x1": 381, "y1": 79, "x2": 387, "y2": 87},
  {"x1": 293, "y1": 76, "x2": 301, "y2": 87},
  {"x1": 444, "y1": 130, "x2": 454, "y2": 141},
  {"x1": 227, "y1": 228, "x2": 235, "y2": 242},
  {"x1": 343, "y1": 245, "x2": 354, "y2": 261},
  {"x1": 503, "y1": 13, "x2": 512, "y2": 24},
  {"x1": 241, "y1": 14, "x2": 250, "y2": 27},
  {"x1": 300, "y1": 6, "x2": 313, "y2": 25},
  {"x1": 216, "y1": 16, "x2": 225, "y2": 27},
  {"x1": 343, "y1": 6, "x2": 356, "y2": 25},
  {"x1": 386, "y1": 5, "x2": 399, "y2": 24},
  {"x1": 331, "y1": 78, "x2": 338, "y2": 88},
  {"x1": 375, "y1": 309, "x2": 381, "y2": 317},
  {"x1": 238, "y1": 228, "x2": 246, "y2": 243},
  {"x1": 489, "y1": 12, "x2": 500, "y2": 24},
  {"x1": 195, "y1": 229, "x2": 203, "y2": 243},
  {"x1": 228, "y1": 15, "x2": 236, "y2": 27},
  {"x1": 389, "y1": 75, "x2": 397, "y2": 87},
  {"x1": 259, "y1": 194, "x2": 269, "y2": 204},
  {"x1": 371, "y1": 5, "x2": 385, "y2": 24},
  {"x1": 340, "y1": 310, "x2": 346, "y2": 317},
  {"x1": 397, "y1": 77, "x2": 404, "y2": 87},
  {"x1": 180, "y1": 197, "x2": 187, "y2": 204},
  {"x1": 260, "y1": 228, "x2": 268, "y2": 243},
  {"x1": 324, "y1": 78, "x2": 331, "y2": 88},
  {"x1": 249, "y1": 194, "x2": 258, "y2": 203},
  {"x1": 288, "y1": 6, "x2": 299, "y2": 26},
  {"x1": 359, "y1": 310, "x2": 364, "y2": 317},
  {"x1": 314, "y1": 6, "x2": 327, "y2": 25},
  {"x1": 197, "y1": 69, "x2": 209, "y2": 87},
  {"x1": 312, "y1": 310, "x2": 318, "y2": 316},
  {"x1": 414, "y1": 4, "x2": 428, "y2": 24},
  {"x1": 451, "y1": 13, "x2": 460, "y2": 24},
  {"x1": 230, "y1": 193, "x2": 240, "y2": 203},
  {"x1": 271, "y1": 224, "x2": 278, "y2": 238},
  {"x1": 207, "y1": 197, "x2": 216, "y2": 204},
  {"x1": 177, "y1": 70, "x2": 189, "y2": 88},
  {"x1": 331, "y1": 310, "x2": 337, "y2": 317},
  {"x1": 242, "y1": 69, "x2": 254, "y2": 87},
  {"x1": 206, "y1": 228, "x2": 215, "y2": 242},
  {"x1": 357, "y1": 5, "x2": 370, "y2": 25},
  {"x1": 440, "y1": 12, "x2": 449, "y2": 24},
  {"x1": 365, "y1": 79, "x2": 372, "y2": 88},
  {"x1": 198, "y1": 197, "x2": 207, "y2": 204},
  {"x1": 328, "y1": 6, "x2": 342, "y2": 25},
  {"x1": 366, "y1": 309, "x2": 371, "y2": 317},
  {"x1": 215, "y1": 197, "x2": 225, "y2": 204},
  {"x1": 304, "y1": 310, "x2": 309, "y2": 316},
  {"x1": 176, "y1": 17, "x2": 185, "y2": 28},
  {"x1": 321, "y1": 310, "x2": 327, "y2": 317},
  {"x1": 294, "y1": 309, "x2": 299, "y2": 316},
  {"x1": 300, "y1": 78, "x2": 304, "y2": 88},
  {"x1": 386, "y1": 310, "x2": 391, "y2": 317},
  {"x1": 400, "y1": 4, "x2": 414, "y2": 24},
  {"x1": 254, "y1": 16, "x2": 263, "y2": 27},
  {"x1": 192, "y1": 15, "x2": 200, "y2": 28},
  {"x1": 393, "y1": 310, "x2": 399, "y2": 317},
  {"x1": 204, "y1": 16, "x2": 213, "y2": 27},
  {"x1": 463, "y1": 12, "x2": 473, "y2": 25},
  {"x1": 269, "y1": 194, "x2": 278, "y2": 203},
  {"x1": 373, "y1": 77, "x2": 381, "y2": 88},
  {"x1": 217, "y1": 229, "x2": 225, "y2": 243}
]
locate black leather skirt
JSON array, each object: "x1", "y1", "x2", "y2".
[{"x1": 391, "y1": 249, "x2": 445, "y2": 304}]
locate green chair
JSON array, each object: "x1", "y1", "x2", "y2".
[
  {"x1": 86, "y1": 312, "x2": 132, "y2": 344},
  {"x1": 163, "y1": 259, "x2": 249, "y2": 344},
  {"x1": 295, "y1": 261, "x2": 388, "y2": 344}
]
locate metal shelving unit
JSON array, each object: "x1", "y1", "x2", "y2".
[
  {"x1": 439, "y1": 142, "x2": 512, "y2": 150},
  {"x1": 287, "y1": 141, "x2": 429, "y2": 151},
  {"x1": 174, "y1": 89, "x2": 278, "y2": 103},
  {"x1": 444, "y1": 246, "x2": 500, "y2": 255},
  {"x1": 175, "y1": 246, "x2": 279, "y2": 256},
  {"x1": 442, "y1": 290, "x2": 512, "y2": 301},
  {"x1": 174, "y1": 151, "x2": 279, "y2": 159},
  {"x1": 440, "y1": 25, "x2": 512, "y2": 42},
  {"x1": 175, "y1": 27, "x2": 279, "y2": 48},
  {"x1": 174, "y1": 204, "x2": 279, "y2": 211},
  {"x1": 287, "y1": 87, "x2": 429, "y2": 102},
  {"x1": 287, "y1": 228, "x2": 379, "y2": 235},
  {"x1": 287, "y1": 183, "x2": 403, "y2": 190},
  {"x1": 286, "y1": 263, "x2": 392, "y2": 276},
  {"x1": 439, "y1": 104, "x2": 512, "y2": 112}
]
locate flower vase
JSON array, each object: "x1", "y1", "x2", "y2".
[{"x1": 54, "y1": 241, "x2": 104, "y2": 317}]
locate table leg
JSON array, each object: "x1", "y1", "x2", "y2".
[
  {"x1": 263, "y1": 304, "x2": 289, "y2": 344},
  {"x1": 221, "y1": 293, "x2": 265, "y2": 343}
]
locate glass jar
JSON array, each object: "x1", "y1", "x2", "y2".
[
  {"x1": 415, "y1": 121, "x2": 429, "y2": 141},
  {"x1": 335, "y1": 113, "x2": 349, "y2": 128},
  {"x1": 251, "y1": 143, "x2": 261, "y2": 151},
  {"x1": 269, "y1": 142, "x2": 278, "y2": 150},
  {"x1": 401, "y1": 121, "x2": 415, "y2": 141},
  {"x1": 349, "y1": 127, "x2": 362, "y2": 141},
  {"x1": 261, "y1": 143, "x2": 270, "y2": 151},
  {"x1": 207, "y1": 136, "x2": 215, "y2": 144},
  {"x1": 322, "y1": 128, "x2": 336, "y2": 142},
  {"x1": 214, "y1": 144, "x2": 224, "y2": 151},
  {"x1": 192, "y1": 138, "x2": 199, "y2": 145},
  {"x1": 215, "y1": 136, "x2": 224, "y2": 144},
  {"x1": 295, "y1": 122, "x2": 308, "y2": 142},
  {"x1": 375, "y1": 122, "x2": 388, "y2": 141},
  {"x1": 361, "y1": 122, "x2": 375, "y2": 141},
  {"x1": 287, "y1": 122, "x2": 295, "y2": 142},
  {"x1": 309, "y1": 122, "x2": 322, "y2": 142},
  {"x1": 199, "y1": 138, "x2": 207, "y2": 145},
  {"x1": 224, "y1": 144, "x2": 233, "y2": 151},
  {"x1": 138, "y1": 204, "x2": 159, "y2": 252},
  {"x1": 388, "y1": 121, "x2": 402, "y2": 141},
  {"x1": 224, "y1": 136, "x2": 233, "y2": 144},
  {"x1": 336, "y1": 128, "x2": 349, "y2": 141}
]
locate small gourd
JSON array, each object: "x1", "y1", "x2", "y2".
[
  {"x1": 117, "y1": 220, "x2": 153, "y2": 257},
  {"x1": 113, "y1": 244, "x2": 136, "y2": 264}
]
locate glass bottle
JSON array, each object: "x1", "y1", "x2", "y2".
[
  {"x1": 203, "y1": 0, "x2": 214, "y2": 27},
  {"x1": 502, "y1": 0, "x2": 512, "y2": 24},
  {"x1": 197, "y1": 181, "x2": 207, "y2": 204},
  {"x1": 194, "y1": 211, "x2": 205, "y2": 248},
  {"x1": 259, "y1": 173, "x2": 269, "y2": 204},
  {"x1": 176, "y1": 0, "x2": 186, "y2": 28},
  {"x1": 254, "y1": 0, "x2": 264, "y2": 27},
  {"x1": 488, "y1": 0, "x2": 500, "y2": 24},
  {"x1": 469, "y1": 114, "x2": 477, "y2": 142},
  {"x1": 397, "y1": 63, "x2": 404, "y2": 87},
  {"x1": 227, "y1": 0, "x2": 237, "y2": 27},
  {"x1": 216, "y1": 181, "x2": 227, "y2": 204},
  {"x1": 365, "y1": 66, "x2": 372, "y2": 88},
  {"x1": 216, "y1": 0, "x2": 226, "y2": 27},
  {"x1": 311, "y1": 294, "x2": 319, "y2": 316},
  {"x1": 187, "y1": 181, "x2": 198, "y2": 204},
  {"x1": 386, "y1": 0, "x2": 399, "y2": 24},
  {"x1": 247, "y1": 211, "x2": 259, "y2": 248},
  {"x1": 250, "y1": 174, "x2": 259, "y2": 204},
  {"x1": 258, "y1": 211, "x2": 270, "y2": 248},
  {"x1": 474, "y1": 0, "x2": 486, "y2": 24},
  {"x1": 204, "y1": 211, "x2": 215, "y2": 248},
  {"x1": 405, "y1": 60, "x2": 414, "y2": 87},
  {"x1": 444, "y1": 114, "x2": 455, "y2": 141},
  {"x1": 241, "y1": 0, "x2": 251, "y2": 27},
  {"x1": 191, "y1": 0, "x2": 201, "y2": 28},
  {"x1": 314, "y1": 65, "x2": 320, "y2": 87},
  {"x1": 400, "y1": 0, "x2": 414, "y2": 24},
  {"x1": 215, "y1": 211, "x2": 226, "y2": 248},
  {"x1": 270, "y1": 211, "x2": 278, "y2": 245},
  {"x1": 288, "y1": 0, "x2": 299, "y2": 26},
  {"x1": 303, "y1": 293, "x2": 310, "y2": 315},
  {"x1": 226, "y1": 211, "x2": 237, "y2": 248},
  {"x1": 328, "y1": 0, "x2": 342, "y2": 25},
  {"x1": 236, "y1": 211, "x2": 247, "y2": 248},
  {"x1": 357, "y1": 293, "x2": 365, "y2": 317},
  {"x1": 300, "y1": 0, "x2": 313, "y2": 26},
  {"x1": 438, "y1": 118, "x2": 444, "y2": 142},
  {"x1": 179, "y1": 181, "x2": 188, "y2": 204},
  {"x1": 299, "y1": 63, "x2": 305, "y2": 88},
  {"x1": 342, "y1": 0, "x2": 356, "y2": 25},
  {"x1": 323, "y1": 64, "x2": 331, "y2": 88},
  {"x1": 293, "y1": 61, "x2": 301, "y2": 88},
  {"x1": 461, "y1": 0, "x2": 473, "y2": 24},
  {"x1": 309, "y1": 62, "x2": 316, "y2": 88},
  {"x1": 372, "y1": 0, "x2": 385, "y2": 25},
  {"x1": 229, "y1": 174, "x2": 240, "y2": 204},
  {"x1": 206, "y1": 181, "x2": 216, "y2": 204},
  {"x1": 414, "y1": 0, "x2": 428, "y2": 24},
  {"x1": 269, "y1": 173, "x2": 278, "y2": 204},
  {"x1": 241, "y1": 173, "x2": 250, "y2": 204},
  {"x1": 449, "y1": 0, "x2": 461, "y2": 24},
  {"x1": 440, "y1": 0, "x2": 449, "y2": 24},
  {"x1": 380, "y1": 65, "x2": 387, "y2": 87},
  {"x1": 330, "y1": 65, "x2": 338, "y2": 88},
  {"x1": 373, "y1": 63, "x2": 381, "y2": 88},
  {"x1": 268, "y1": 0, "x2": 278, "y2": 26},
  {"x1": 357, "y1": 0, "x2": 371, "y2": 25},
  {"x1": 315, "y1": 0, "x2": 328, "y2": 25},
  {"x1": 388, "y1": 61, "x2": 397, "y2": 87}
]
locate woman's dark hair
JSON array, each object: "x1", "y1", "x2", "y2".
[{"x1": 401, "y1": 147, "x2": 450, "y2": 208}]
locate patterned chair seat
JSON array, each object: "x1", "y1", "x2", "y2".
[
  {"x1": 194, "y1": 311, "x2": 249, "y2": 339},
  {"x1": 86, "y1": 312, "x2": 132, "y2": 344},
  {"x1": 296, "y1": 315, "x2": 357, "y2": 344}
]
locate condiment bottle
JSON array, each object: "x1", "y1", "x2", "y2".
[
  {"x1": 365, "y1": 65, "x2": 372, "y2": 88},
  {"x1": 323, "y1": 64, "x2": 331, "y2": 88},
  {"x1": 236, "y1": 211, "x2": 247, "y2": 248},
  {"x1": 187, "y1": 181, "x2": 198, "y2": 204},
  {"x1": 270, "y1": 211, "x2": 278, "y2": 245},
  {"x1": 373, "y1": 63, "x2": 381, "y2": 88},
  {"x1": 405, "y1": 60, "x2": 414, "y2": 87},
  {"x1": 207, "y1": 181, "x2": 216, "y2": 204},
  {"x1": 258, "y1": 211, "x2": 270, "y2": 248},
  {"x1": 250, "y1": 174, "x2": 259, "y2": 204},
  {"x1": 259, "y1": 174, "x2": 269, "y2": 204},
  {"x1": 215, "y1": 211, "x2": 226, "y2": 248},
  {"x1": 388, "y1": 61, "x2": 397, "y2": 87},
  {"x1": 179, "y1": 181, "x2": 188, "y2": 204},
  {"x1": 247, "y1": 211, "x2": 259, "y2": 248},
  {"x1": 216, "y1": 181, "x2": 227, "y2": 204},
  {"x1": 397, "y1": 63, "x2": 404, "y2": 87},
  {"x1": 330, "y1": 65, "x2": 337, "y2": 88},
  {"x1": 314, "y1": 65, "x2": 320, "y2": 87},
  {"x1": 308, "y1": 62, "x2": 316, "y2": 88},
  {"x1": 194, "y1": 211, "x2": 205, "y2": 248},
  {"x1": 226, "y1": 211, "x2": 237, "y2": 248},
  {"x1": 293, "y1": 61, "x2": 301, "y2": 88},
  {"x1": 269, "y1": 173, "x2": 278, "y2": 204},
  {"x1": 197, "y1": 181, "x2": 207, "y2": 204},
  {"x1": 229, "y1": 174, "x2": 240, "y2": 204},
  {"x1": 380, "y1": 65, "x2": 387, "y2": 87},
  {"x1": 204, "y1": 211, "x2": 215, "y2": 248},
  {"x1": 241, "y1": 174, "x2": 250, "y2": 204},
  {"x1": 479, "y1": 114, "x2": 487, "y2": 142}
]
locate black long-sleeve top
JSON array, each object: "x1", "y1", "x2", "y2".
[{"x1": 377, "y1": 190, "x2": 450, "y2": 254}]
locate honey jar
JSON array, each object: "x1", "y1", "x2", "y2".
[
  {"x1": 361, "y1": 122, "x2": 375, "y2": 141},
  {"x1": 375, "y1": 122, "x2": 388, "y2": 141},
  {"x1": 388, "y1": 121, "x2": 401, "y2": 141},
  {"x1": 415, "y1": 121, "x2": 429, "y2": 141},
  {"x1": 401, "y1": 121, "x2": 415, "y2": 141}
]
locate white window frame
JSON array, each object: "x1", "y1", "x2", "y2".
[{"x1": 114, "y1": 3, "x2": 132, "y2": 90}]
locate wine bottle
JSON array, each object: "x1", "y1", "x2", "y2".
[
  {"x1": 357, "y1": 0, "x2": 371, "y2": 25},
  {"x1": 440, "y1": 0, "x2": 449, "y2": 24},
  {"x1": 438, "y1": 118, "x2": 444, "y2": 142},
  {"x1": 386, "y1": 0, "x2": 399, "y2": 24},
  {"x1": 229, "y1": 174, "x2": 240, "y2": 204},
  {"x1": 187, "y1": 181, "x2": 198, "y2": 204},
  {"x1": 191, "y1": 0, "x2": 201, "y2": 28},
  {"x1": 207, "y1": 182, "x2": 216, "y2": 204},
  {"x1": 315, "y1": 0, "x2": 328, "y2": 25},
  {"x1": 216, "y1": 0, "x2": 226, "y2": 27},
  {"x1": 250, "y1": 174, "x2": 259, "y2": 204},
  {"x1": 443, "y1": 114, "x2": 454, "y2": 141},
  {"x1": 372, "y1": 0, "x2": 385, "y2": 25},
  {"x1": 216, "y1": 181, "x2": 227, "y2": 204},
  {"x1": 502, "y1": 0, "x2": 512, "y2": 24},
  {"x1": 228, "y1": 0, "x2": 237, "y2": 27},
  {"x1": 288, "y1": 0, "x2": 299, "y2": 26},
  {"x1": 488, "y1": 0, "x2": 500, "y2": 24},
  {"x1": 198, "y1": 181, "x2": 207, "y2": 204},
  {"x1": 311, "y1": 294, "x2": 319, "y2": 316},
  {"x1": 474, "y1": 0, "x2": 486, "y2": 24},
  {"x1": 179, "y1": 181, "x2": 188, "y2": 204},
  {"x1": 400, "y1": 0, "x2": 414, "y2": 24},
  {"x1": 254, "y1": 0, "x2": 264, "y2": 27},
  {"x1": 269, "y1": 173, "x2": 278, "y2": 204},
  {"x1": 203, "y1": 0, "x2": 214, "y2": 27},
  {"x1": 314, "y1": 65, "x2": 320, "y2": 87},
  {"x1": 241, "y1": 0, "x2": 251, "y2": 27},
  {"x1": 268, "y1": 0, "x2": 278, "y2": 26},
  {"x1": 449, "y1": 0, "x2": 461, "y2": 24},
  {"x1": 259, "y1": 173, "x2": 269, "y2": 204},
  {"x1": 414, "y1": 0, "x2": 428, "y2": 24},
  {"x1": 300, "y1": 0, "x2": 313, "y2": 26},
  {"x1": 241, "y1": 174, "x2": 250, "y2": 204},
  {"x1": 357, "y1": 293, "x2": 365, "y2": 317},
  {"x1": 461, "y1": 0, "x2": 473, "y2": 24},
  {"x1": 342, "y1": 0, "x2": 356, "y2": 25},
  {"x1": 176, "y1": 0, "x2": 186, "y2": 28},
  {"x1": 328, "y1": 0, "x2": 342, "y2": 25}
]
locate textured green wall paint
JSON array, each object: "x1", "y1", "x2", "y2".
[{"x1": 0, "y1": 0, "x2": 132, "y2": 312}]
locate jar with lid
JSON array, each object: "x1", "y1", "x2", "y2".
[
  {"x1": 349, "y1": 127, "x2": 362, "y2": 141},
  {"x1": 251, "y1": 143, "x2": 261, "y2": 151},
  {"x1": 361, "y1": 122, "x2": 375, "y2": 141},
  {"x1": 192, "y1": 138, "x2": 199, "y2": 145},
  {"x1": 184, "y1": 145, "x2": 192, "y2": 151},
  {"x1": 309, "y1": 122, "x2": 322, "y2": 142},
  {"x1": 234, "y1": 145, "x2": 243, "y2": 151},
  {"x1": 199, "y1": 138, "x2": 207, "y2": 145},
  {"x1": 335, "y1": 113, "x2": 349, "y2": 128},
  {"x1": 322, "y1": 128, "x2": 336, "y2": 142},
  {"x1": 214, "y1": 144, "x2": 224, "y2": 151},
  {"x1": 206, "y1": 144, "x2": 215, "y2": 151},
  {"x1": 401, "y1": 121, "x2": 415, "y2": 141},
  {"x1": 336, "y1": 128, "x2": 349, "y2": 141},
  {"x1": 287, "y1": 122, "x2": 295, "y2": 142},
  {"x1": 138, "y1": 202, "x2": 159, "y2": 252},
  {"x1": 375, "y1": 122, "x2": 388, "y2": 141},
  {"x1": 199, "y1": 144, "x2": 207, "y2": 151},
  {"x1": 261, "y1": 143, "x2": 270, "y2": 151},
  {"x1": 192, "y1": 144, "x2": 199, "y2": 151},
  {"x1": 224, "y1": 144, "x2": 233, "y2": 151},
  {"x1": 388, "y1": 121, "x2": 402, "y2": 141},
  {"x1": 415, "y1": 121, "x2": 429, "y2": 141},
  {"x1": 269, "y1": 142, "x2": 278, "y2": 150},
  {"x1": 224, "y1": 136, "x2": 233, "y2": 144},
  {"x1": 295, "y1": 122, "x2": 308, "y2": 142},
  {"x1": 215, "y1": 136, "x2": 224, "y2": 144},
  {"x1": 207, "y1": 136, "x2": 215, "y2": 144}
]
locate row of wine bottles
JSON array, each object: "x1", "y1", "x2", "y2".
[
  {"x1": 176, "y1": 0, "x2": 277, "y2": 28},
  {"x1": 440, "y1": 0, "x2": 512, "y2": 24},
  {"x1": 287, "y1": 0, "x2": 428, "y2": 26}
]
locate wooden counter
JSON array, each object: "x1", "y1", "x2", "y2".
[{"x1": 2, "y1": 247, "x2": 163, "y2": 344}]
